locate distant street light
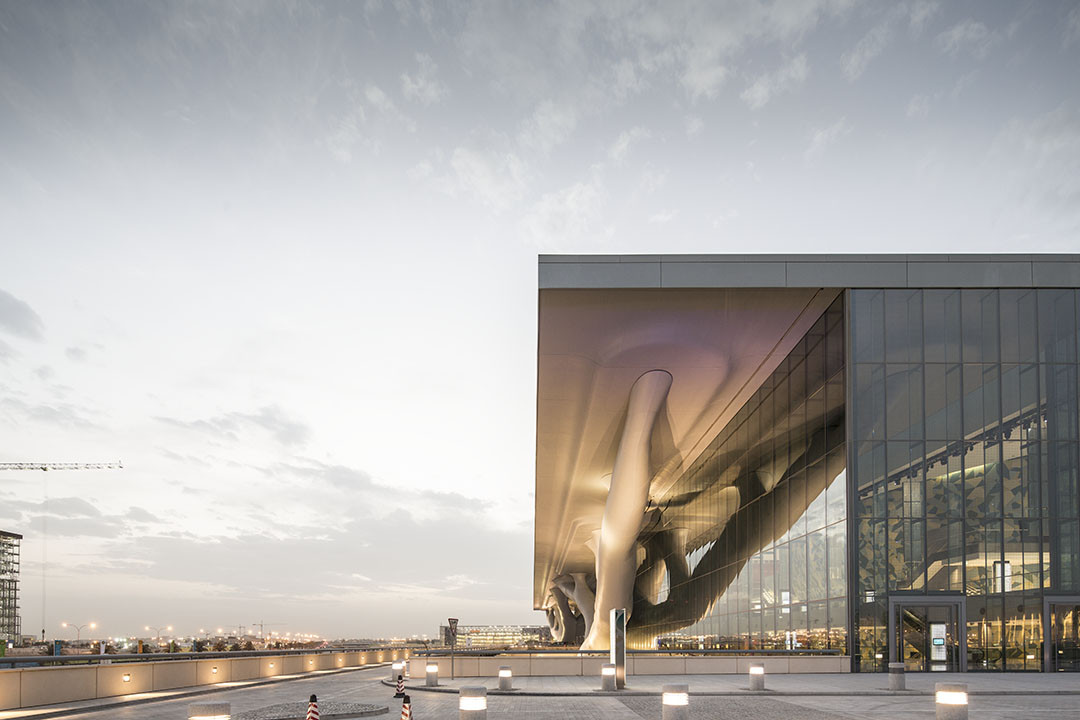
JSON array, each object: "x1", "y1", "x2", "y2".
[
  {"x1": 61, "y1": 621, "x2": 97, "y2": 643},
  {"x1": 145, "y1": 625, "x2": 173, "y2": 640}
]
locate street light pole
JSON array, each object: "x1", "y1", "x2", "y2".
[
  {"x1": 144, "y1": 625, "x2": 173, "y2": 645},
  {"x1": 61, "y1": 622, "x2": 97, "y2": 644}
]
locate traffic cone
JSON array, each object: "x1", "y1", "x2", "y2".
[
  {"x1": 394, "y1": 674, "x2": 405, "y2": 698},
  {"x1": 306, "y1": 694, "x2": 319, "y2": 720},
  {"x1": 400, "y1": 694, "x2": 411, "y2": 720}
]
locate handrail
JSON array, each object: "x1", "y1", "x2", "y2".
[
  {"x1": 0, "y1": 646, "x2": 408, "y2": 667},
  {"x1": 414, "y1": 648, "x2": 842, "y2": 657}
]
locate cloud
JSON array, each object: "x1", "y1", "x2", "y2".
[
  {"x1": 991, "y1": 105, "x2": 1080, "y2": 214},
  {"x1": 842, "y1": 21, "x2": 893, "y2": 81},
  {"x1": 520, "y1": 176, "x2": 608, "y2": 250},
  {"x1": 0, "y1": 397, "x2": 99, "y2": 429},
  {"x1": 804, "y1": 117, "x2": 852, "y2": 162},
  {"x1": 0, "y1": 339, "x2": 12, "y2": 363},
  {"x1": 649, "y1": 210, "x2": 678, "y2": 224},
  {"x1": 0, "y1": 288, "x2": 44, "y2": 340},
  {"x1": 841, "y1": 3, "x2": 941, "y2": 81},
  {"x1": 1067, "y1": 5, "x2": 1080, "y2": 48},
  {"x1": 364, "y1": 84, "x2": 416, "y2": 132},
  {"x1": 518, "y1": 101, "x2": 577, "y2": 156},
  {"x1": 156, "y1": 405, "x2": 310, "y2": 447},
  {"x1": 446, "y1": 145, "x2": 528, "y2": 210},
  {"x1": 607, "y1": 127, "x2": 650, "y2": 163},
  {"x1": 400, "y1": 53, "x2": 448, "y2": 105},
  {"x1": 907, "y1": 94, "x2": 931, "y2": 119},
  {"x1": 65, "y1": 346, "x2": 87, "y2": 362},
  {"x1": 684, "y1": 115, "x2": 704, "y2": 137},
  {"x1": 936, "y1": 19, "x2": 997, "y2": 59},
  {"x1": 741, "y1": 53, "x2": 808, "y2": 109}
]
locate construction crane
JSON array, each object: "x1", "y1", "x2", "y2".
[
  {"x1": 0, "y1": 461, "x2": 123, "y2": 471},
  {"x1": 0, "y1": 461, "x2": 123, "y2": 641}
]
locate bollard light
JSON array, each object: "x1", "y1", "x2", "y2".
[
  {"x1": 748, "y1": 663, "x2": 765, "y2": 691},
  {"x1": 661, "y1": 683, "x2": 689, "y2": 720},
  {"x1": 391, "y1": 660, "x2": 405, "y2": 681},
  {"x1": 459, "y1": 686, "x2": 488, "y2": 719},
  {"x1": 189, "y1": 701, "x2": 231, "y2": 720},
  {"x1": 601, "y1": 663, "x2": 616, "y2": 692},
  {"x1": 426, "y1": 662, "x2": 440, "y2": 687},
  {"x1": 935, "y1": 683, "x2": 968, "y2": 720},
  {"x1": 498, "y1": 666, "x2": 513, "y2": 691}
]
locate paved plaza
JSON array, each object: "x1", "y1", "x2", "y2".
[{"x1": 3, "y1": 665, "x2": 1080, "y2": 719}]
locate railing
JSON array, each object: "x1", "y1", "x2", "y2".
[
  {"x1": 413, "y1": 647, "x2": 842, "y2": 657},
  {"x1": 0, "y1": 646, "x2": 407, "y2": 668}
]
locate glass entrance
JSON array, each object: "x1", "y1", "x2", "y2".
[
  {"x1": 895, "y1": 604, "x2": 960, "y2": 672},
  {"x1": 1050, "y1": 603, "x2": 1080, "y2": 672}
]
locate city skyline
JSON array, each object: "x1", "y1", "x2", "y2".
[{"x1": 1, "y1": 0, "x2": 1079, "y2": 638}]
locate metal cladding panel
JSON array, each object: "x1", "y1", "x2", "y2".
[
  {"x1": 785, "y1": 261, "x2": 908, "y2": 287},
  {"x1": 906, "y1": 260, "x2": 1034, "y2": 287},
  {"x1": 660, "y1": 261, "x2": 786, "y2": 287}
]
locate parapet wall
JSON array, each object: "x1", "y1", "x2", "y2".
[
  {"x1": 0, "y1": 648, "x2": 410, "y2": 710},
  {"x1": 410, "y1": 654, "x2": 849, "y2": 677}
]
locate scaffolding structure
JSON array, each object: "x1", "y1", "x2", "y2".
[{"x1": 0, "y1": 531, "x2": 21, "y2": 646}]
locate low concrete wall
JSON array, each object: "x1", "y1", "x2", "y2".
[
  {"x1": 0, "y1": 648, "x2": 410, "y2": 711},
  {"x1": 409, "y1": 654, "x2": 849, "y2": 678}
]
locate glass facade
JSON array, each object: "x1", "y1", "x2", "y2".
[
  {"x1": 851, "y1": 288, "x2": 1080, "y2": 672},
  {"x1": 631, "y1": 296, "x2": 847, "y2": 652}
]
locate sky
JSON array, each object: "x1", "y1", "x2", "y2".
[{"x1": 1, "y1": 0, "x2": 1079, "y2": 642}]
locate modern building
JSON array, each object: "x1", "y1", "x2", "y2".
[
  {"x1": 439, "y1": 624, "x2": 552, "y2": 649},
  {"x1": 534, "y1": 254, "x2": 1080, "y2": 672},
  {"x1": 0, "y1": 531, "x2": 21, "y2": 649}
]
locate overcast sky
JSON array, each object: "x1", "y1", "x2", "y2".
[{"x1": 1, "y1": 0, "x2": 1079, "y2": 641}]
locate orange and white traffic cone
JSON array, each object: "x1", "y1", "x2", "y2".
[
  {"x1": 400, "y1": 694, "x2": 411, "y2": 720},
  {"x1": 306, "y1": 694, "x2": 320, "y2": 720},
  {"x1": 394, "y1": 674, "x2": 405, "y2": 698}
]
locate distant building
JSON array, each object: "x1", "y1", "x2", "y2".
[
  {"x1": 439, "y1": 624, "x2": 551, "y2": 648},
  {"x1": 0, "y1": 531, "x2": 22, "y2": 647}
]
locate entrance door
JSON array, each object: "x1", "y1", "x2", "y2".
[
  {"x1": 1049, "y1": 602, "x2": 1080, "y2": 672},
  {"x1": 892, "y1": 601, "x2": 962, "y2": 672}
]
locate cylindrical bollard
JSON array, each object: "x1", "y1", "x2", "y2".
[
  {"x1": 498, "y1": 666, "x2": 513, "y2": 691},
  {"x1": 935, "y1": 683, "x2": 968, "y2": 720},
  {"x1": 661, "y1": 683, "x2": 689, "y2": 720},
  {"x1": 459, "y1": 686, "x2": 487, "y2": 720},
  {"x1": 600, "y1": 663, "x2": 616, "y2": 691},
  {"x1": 748, "y1": 662, "x2": 765, "y2": 691},
  {"x1": 888, "y1": 662, "x2": 906, "y2": 691},
  {"x1": 426, "y1": 662, "x2": 439, "y2": 687},
  {"x1": 189, "y1": 701, "x2": 231, "y2": 720},
  {"x1": 391, "y1": 660, "x2": 405, "y2": 681}
]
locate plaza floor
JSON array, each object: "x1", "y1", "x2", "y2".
[{"x1": 4, "y1": 665, "x2": 1080, "y2": 719}]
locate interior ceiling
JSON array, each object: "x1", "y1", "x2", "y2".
[{"x1": 534, "y1": 287, "x2": 840, "y2": 608}]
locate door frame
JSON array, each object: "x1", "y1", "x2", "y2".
[
  {"x1": 888, "y1": 594, "x2": 967, "y2": 672},
  {"x1": 1042, "y1": 595, "x2": 1080, "y2": 672}
]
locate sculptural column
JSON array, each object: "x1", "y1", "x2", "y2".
[{"x1": 582, "y1": 369, "x2": 672, "y2": 650}]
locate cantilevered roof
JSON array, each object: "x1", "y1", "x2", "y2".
[{"x1": 533, "y1": 284, "x2": 838, "y2": 608}]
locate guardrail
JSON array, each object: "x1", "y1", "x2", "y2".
[
  {"x1": 0, "y1": 647, "x2": 406, "y2": 668},
  {"x1": 413, "y1": 647, "x2": 843, "y2": 657}
]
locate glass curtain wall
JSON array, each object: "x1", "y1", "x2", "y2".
[
  {"x1": 632, "y1": 296, "x2": 847, "y2": 652},
  {"x1": 851, "y1": 288, "x2": 1080, "y2": 671}
]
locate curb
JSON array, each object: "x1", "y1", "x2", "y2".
[{"x1": 380, "y1": 678, "x2": 1080, "y2": 698}]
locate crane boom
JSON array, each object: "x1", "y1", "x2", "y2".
[{"x1": 0, "y1": 461, "x2": 123, "y2": 471}]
